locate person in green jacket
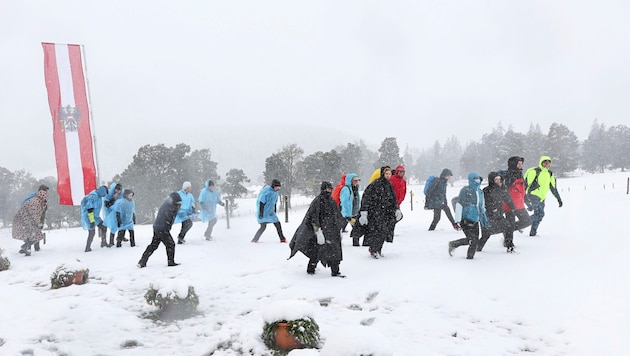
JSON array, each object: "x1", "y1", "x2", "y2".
[{"x1": 524, "y1": 155, "x2": 563, "y2": 236}]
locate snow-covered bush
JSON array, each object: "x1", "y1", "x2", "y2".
[
  {"x1": 144, "y1": 279, "x2": 199, "y2": 319},
  {"x1": 50, "y1": 261, "x2": 89, "y2": 289},
  {"x1": 0, "y1": 248, "x2": 10, "y2": 271}
]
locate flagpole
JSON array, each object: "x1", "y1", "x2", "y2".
[{"x1": 80, "y1": 44, "x2": 101, "y2": 186}]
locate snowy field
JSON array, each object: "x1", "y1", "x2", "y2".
[{"x1": 1, "y1": 171, "x2": 629, "y2": 355}]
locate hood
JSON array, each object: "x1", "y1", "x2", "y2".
[
  {"x1": 507, "y1": 156, "x2": 524, "y2": 170},
  {"x1": 345, "y1": 173, "x2": 358, "y2": 186},
  {"x1": 487, "y1": 171, "x2": 501, "y2": 187},
  {"x1": 539, "y1": 155, "x2": 552, "y2": 168},
  {"x1": 320, "y1": 181, "x2": 333, "y2": 192},
  {"x1": 467, "y1": 172, "x2": 482, "y2": 189},
  {"x1": 96, "y1": 186, "x2": 108, "y2": 198},
  {"x1": 394, "y1": 165, "x2": 405, "y2": 173},
  {"x1": 440, "y1": 168, "x2": 453, "y2": 179},
  {"x1": 123, "y1": 189, "x2": 134, "y2": 199},
  {"x1": 168, "y1": 192, "x2": 182, "y2": 205}
]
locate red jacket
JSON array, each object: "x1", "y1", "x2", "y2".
[
  {"x1": 390, "y1": 165, "x2": 407, "y2": 206},
  {"x1": 504, "y1": 177, "x2": 527, "y2": 211},
  {"x1": 332, "y1": 174, "x2": 346, "y2": 206}
]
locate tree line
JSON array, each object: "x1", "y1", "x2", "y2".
[{"x1": 1, "y1": 120, "x2": 628, "y2": 229}]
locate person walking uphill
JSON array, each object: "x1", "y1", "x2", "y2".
[
  {"x1": 175, "y1": 181, "x2": 195, "y2": 244},
  {"x1": 501, "y1": 156, "x2": 532, "y2": 250},
  {"x1": 252, "y1": 179, "x2": 287, "y2": 243},
  {"x1": 390, "y1": 165, "x2": 407, "y2": 206},
  {"x1": 359, "y1": 166, "x2": 401, "y2": 258},
  {"x1": 477, "y1": 172, "x2": 515, "y2": 252},
  {"x1": 425, "y1": 168, "x2": 460, "y2": 231},
  {"x1": 288, "y1": 182, "x2": 347, "y2": 277},
  {"x1": 524, "y1": 156, "x2": 563, "y2": 236},
  {"x1": 448, "y1": 173, "x2": 489, "y2": 259},
  {"x1": 13, "y1": 185, "x2": 49, "y2": 256},
  {"x1": 138, "y1": 192, "x2": 182, "y2": 268},
  {"x1": 198, "y1": 179, "x2": 225, "y2": 241},
  {"x1": 81, "y1": 185, "x2": 109, "y2": 252}
]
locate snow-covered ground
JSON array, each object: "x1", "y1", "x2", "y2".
[{"x1": 1, "y1": 171, "x2": 629, "y2": 355}]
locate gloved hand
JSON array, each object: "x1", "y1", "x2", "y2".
[
  {"x1": 558, "y1": 200, "x2": 563, "y2": 208},
  {"x1": 349, "y1": 218, "x2": 356, "y2": 225},
  {"x1": 316, "y1": 229, "x2": 325, "y2": 245},
  {"x1": 359, "y1": 211, "x2": 368, "y2": 225},
  {"x1": 453, "y1": 223, "x2": 461, "y2": 231},
  {"x1": 395, "y1": 209, "x2": 403, "y2": 221},
  {"x1": 219, "y1": 201, "x2": 225, "y2": 207}
]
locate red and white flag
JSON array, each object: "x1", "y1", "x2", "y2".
[{"x1": 42, "y1": 43, "x2": 97, "y2": 205}]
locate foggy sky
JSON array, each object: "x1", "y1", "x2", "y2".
[{"x1": 2, "y1": 1, "x2": 629, "y2": 181}]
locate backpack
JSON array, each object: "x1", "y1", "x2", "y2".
[
  {"x1": 423, "y1": 175, "x2": 437, "y2": 195},
  {"x1": 332, "y1": 184, "x2": 343, "y2": 206},
  {"x1": 526, "y1": 167, "x2": 552, "y2": 193}
]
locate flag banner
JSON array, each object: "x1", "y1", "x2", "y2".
[{"x1": 42, "y1": 43, "x2": 97, "y2": 205}]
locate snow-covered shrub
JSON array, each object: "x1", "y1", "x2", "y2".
[
  {"x1": 0, "y1": 248, "x2": 10, "y2": 271},
  {"x1": 50, "y1": 261, "x2": 89, "y2": 289},
  {"x1": 144, "y1": 280, "x2": 199, "y2": 319}
]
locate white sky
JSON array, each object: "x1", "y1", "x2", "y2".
[
  {"x1": 2, "y1": 1, "x2": 630, "y2": 180},
  {"x1": 1, "y1": 172, "x2": 628, "y2": 354}
]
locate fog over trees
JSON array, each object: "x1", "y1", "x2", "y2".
[{"x1": 2, "y1": 120, "x2": 629, "y2": 229}]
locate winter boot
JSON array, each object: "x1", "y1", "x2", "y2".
[
  {"x1": 129, "y1": 230, "x2": 136, "y2": 247},
  {"x1": 108, "y1": 234, "x2": 115, "y2": 248},
  {"x1": 307, "y1": 260, "x2": 317, "y2": 275},
  {"x1": 331, "y1": 263, "x2": 345, "y2": 278},
  {"x1": 85, "y1": 236, "x2": 94, "y2": 252},
  {"x1": 100, "y1": 236, "x2": 107, "y2": 247},
  {"x1": 34, "y1": 242, "x2": 41, "y2": 252},
  {"x1": 97, "y1": 223, "x2": 107, "y2": 239},
  {"x1": 166, "y1": 245, "x2": 179, "y2": 266},
  {"x1": 352, "y1": 237, "x2": 360, "y2": 247},
  {"x1": 448, "y1": 241, "x2": 456, "y2": 257}
]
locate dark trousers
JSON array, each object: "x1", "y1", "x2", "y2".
[
  {"x1": 478, "y1": 214, "x2": 510, "y2": 251},
  {"x1": 450, "y1": 220, "x2": 479, "y2": 259},
  {"x1": 204, "y1": 218, "x2": 217, "y2": 238},
  {"x1": 252, "y1": 222, "x2": 285, "y2": 242},
  {"x1": 504, "y1": 208, "x2": 532, "y2": 245},
  {"x1": 117, "y1": 230, "x2": 135, "y2": 247},
  {"x1": 178, "y1": 219, "x2": 193, "y2": 240},
  {"x1": 429, "y1": 204, "x2": 455, "y2": 230},
  {"x1": 139, "y1": 231, "x2": 176, "y2": 265}
]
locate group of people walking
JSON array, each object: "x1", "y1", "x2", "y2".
[{"x1": 448, "y1": 155, "x2": 563, "y2": 259}]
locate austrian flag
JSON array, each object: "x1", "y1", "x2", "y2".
[{"x1": 42, "y1": 43, "x2": 97, "y2": 205}]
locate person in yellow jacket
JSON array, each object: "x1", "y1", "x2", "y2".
[{"x1": 523, "y1": 155, "x2": 563, "y2": 236}]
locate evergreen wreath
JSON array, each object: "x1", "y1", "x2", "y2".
[
  {"x1": 50, "y1": 265, "x2": 89, "y2": 289},
  {"x1": 262, "y1": 316, "x2": 320, "y2": 350}
]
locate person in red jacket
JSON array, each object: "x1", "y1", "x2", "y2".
[
  {"x1": 390, "y1": 165, "x2": 407, "y2": 206},
  {"x1": 501, "y1": 156, "x2": 532, "y2": 250}
]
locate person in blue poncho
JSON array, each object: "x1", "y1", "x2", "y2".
[
  {"x1": 198, "y1": 179, "x2": 225, "y2": 241},
  {"x1": 174, "y1": 181, "x2": 195, "y2": 244},
  {"x1": 81, "y1": 185, "x2": 108, "y2": 252},
  {"x1": 448, "y1": 172, "x2": 489, "y2": 259},
  {"x1": 251, "y1": 179, "x2": 287, "y2": 243},
  {"x1": 104, "y1": 189, "x2": 136, "y2": 247}
]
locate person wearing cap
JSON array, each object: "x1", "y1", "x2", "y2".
[
  {"x1": 137, "y1": 192, "x2": 182, "y2": 267},
  {"x1": 251, "y1": 179, "x2": 287, "y2": 243},
  {"x1": 390, "y1": 165, "x2": 407, "y2": 206},
  {"x1": 288, "y1": 181, "x2": 346, "y2": 277},
  {"x1": 174, "y1": 181, "x2": 195, "y2": 244},
  {"x1": 449, "y1": 172, "x2": 489, "y2": 259},
  {"x1": 81, "y1": 185, "x2": 109, "y2": 252},
  {"x1": 198, "y1": 179, "x2": 225, "y2": 241},
  {"x1": 103, "y1": 182, "x2": 123, "y2": 247},
  {"x1": 524, "y1": 155, "x2": 563, "y2": 236},
  {"x1": 425, "y1": 168, "x2": 460, "y2": 231},
  {"x1": 13, "y1": 185, "x2": 48, "y2": 256}
]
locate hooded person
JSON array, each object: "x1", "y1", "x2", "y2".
[
  {"x1": 358, "y1": 166, "x2": 401, "y2": 258},
  {"x1": 251, "y1": 179, "x2": 287, "y2": 243},
  {"x1": 198, "y1": 179, "x2": 225, "y2": 241},
  {"x1": 138, "y1": 192, "x2": 182, "y2": 268},
  {"x1": 339, "y1": 173, "x2": 361, "y2": 241},
  {"x1": 501, "y1": 156, "x2": 532, "y2": 250},
  {"x1": 390, "y1": 165, "x2": 407, "y2": 206},
  {"x1": 174, "y1": 181, "x2": 195, "y2": 244},
  {"x1": 81, "y1": 185, "x2": 109, "y2": 252},
  {"x1": 102, "y1": 188, "x2": 137, "y2": 248},
  {"x1": 524, "y1": 155, "x2": 563, "y2": 236},
  {"x1": 426, "y1": 168, "x2": 460, "y2": 231},
  {"x1": 13, "y1": 185, "x2": 48, "y2": 256},
  {"x1": 103, "y1": 182, "x2": 123, "y2": 247},
  {"x1": 288, "y1": 181, "x2": 346, "y2": 277},
  {"x1": 449, "y1": 172, "x2": 489, "y2": 259},
  {"x1": 477, "y1": 172, "x2": 516, "y2": 252}
]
